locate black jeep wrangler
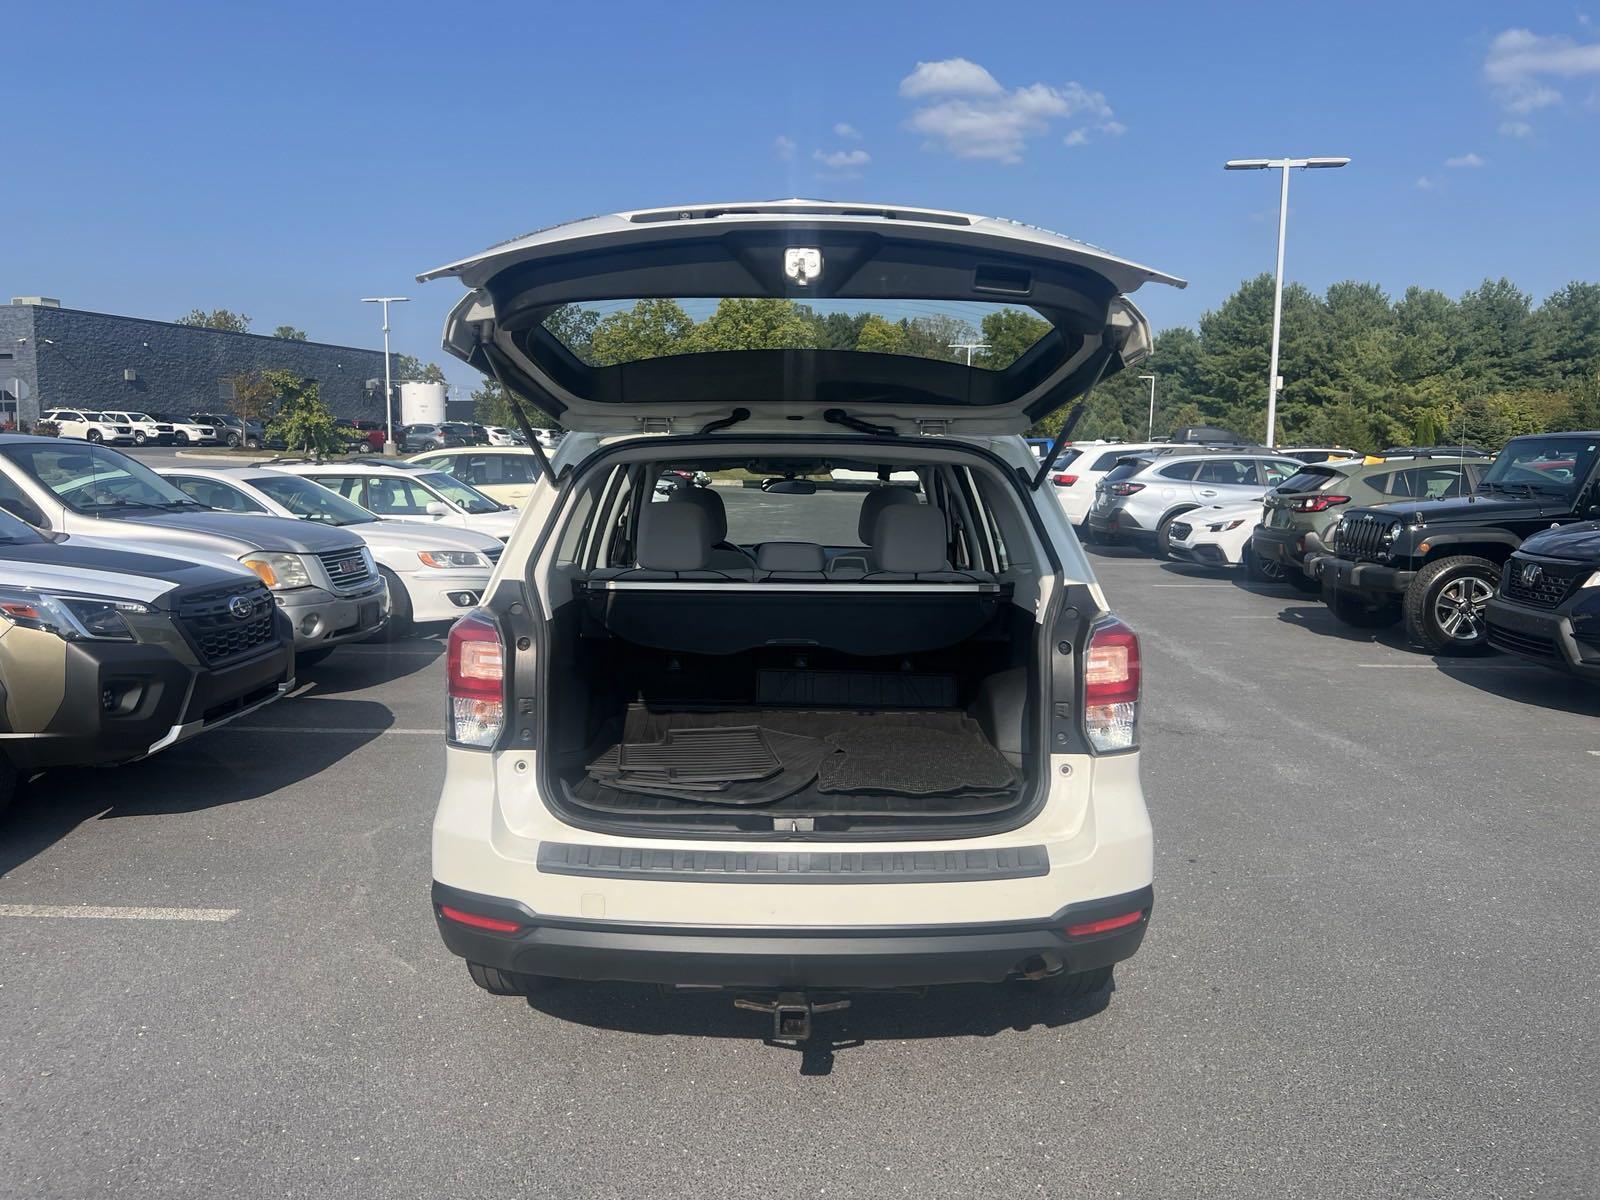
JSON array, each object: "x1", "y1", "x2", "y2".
[{"x1": 1308, "y1": 432, "x2": 1600, "y2": 653}]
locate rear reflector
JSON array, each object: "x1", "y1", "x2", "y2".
[
  {"x1": 1065, "y1": 909, "x2": 1143, "y2": 937},
  {"x1": 439, "y1": 905, "x2": 521, "y2": 934}
]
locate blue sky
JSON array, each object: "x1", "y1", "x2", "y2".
[{"x1": 5, "y1": 1, "x2": 1598, "y2": 398}]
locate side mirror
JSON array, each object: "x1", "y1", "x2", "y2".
[
  {"x1": 762, "y1": 478, "x2": 817, "y2": 495},
  {"x1": 425, "y1": 501, "x2": 450, "y2": 517}
]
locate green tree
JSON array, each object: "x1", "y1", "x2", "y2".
[
  {"x1": 226, "y1": 372, "x2": 277, "y2": 429},
  {"x1": 976, "y1": 308, "x2": 1051, "y2": 370},
  {"x1": 854, "y1": 314, "x2": 907, "y2": 355},
  {"x1": 543, "y1": 304, "x2": 601, "y2": 362},
  {"x1": 177, "y1": 308, "x2": 251, "y2": 333},
  {"x1": 273, "y1": 325, "x2": 308, "y2": 341},
  {"x1": 391, "y1": 354, "x2": 448, "y2": 384},
  {"x1": 469, "y1": 378, "x2": 554, "y2": 431},
  {"x1": 689, "y1": 298, "x2": 817, "y2": 353},
  {"x1": 589, "y1": 298, "x2": 696, "y2": 365},
  {"x1": 262, "y1": 371, "x2": 342, "y2": 457}
]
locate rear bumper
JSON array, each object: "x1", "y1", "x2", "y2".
[
  {"x1": 1251, "y1": 523, "x2": 1324, "y2": 570},
  {"x1": 1087, "y1": 507, "x2": 1148, "y2": 539},
  {"x1": 2, "y1": 634, "x2": 293, "y2": 771},
  {"x1": 1308, "y1": 553, "x2": 1414, "y2": 596},
  {"x1": 1486, "y1": 596, "x2": 1600, "y2": 681},
  {"x1": 432, "y1": 880, "x2": 1152, "y2": 989}
]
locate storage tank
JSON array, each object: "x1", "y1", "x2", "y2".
[{"x1": 399, "y1": 381, "x2": 446, "y2": 426}]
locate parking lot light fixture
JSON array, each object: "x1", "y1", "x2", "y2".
[
  {"x1": 361, "y1": 296, "x2": 410, "y2": 455},
  {"x1": 1223, "y1": 156, "x2": 1350, "y2": 447}
]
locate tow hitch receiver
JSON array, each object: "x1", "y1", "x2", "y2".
[{"x1": 734, "y1": 992, "x2": 851, "y2": 1041}]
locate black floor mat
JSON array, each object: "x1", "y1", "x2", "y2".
[
  {"x1": 590, "y1": 725, "x2": 780, "y2": 784},
  {"x1": 817, "y1": 717, "x2": 1017, "y2": 796},
  {"x1": 580, "y1": 730, "x2": 832, "y2": 808}
]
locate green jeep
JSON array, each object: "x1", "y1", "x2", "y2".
[{"x1": 1249, "y1": 451, "x2": 1490, "y2": 592}]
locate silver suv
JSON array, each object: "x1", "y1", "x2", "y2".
[
  {"x1": 0, "y1": 436, "x2": 388, "y2": 661},
  {"x1": 422, "y1": 199, "x2": 1181, "y2": 1028},
  {"x1": 1087, "y1": 451, "x2": 1302, "y2": 557}
]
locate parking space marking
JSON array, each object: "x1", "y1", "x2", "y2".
[
  {"x1": 0, "y1": 904, "x2": 237, "y2": 922},
  {"x1": 234, "y1": 726, "x2": 439, "y2": 735},
  {"x1": 1352, "y1": 663, "x2": 1536, "y2": 671}
]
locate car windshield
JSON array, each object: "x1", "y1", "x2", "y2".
[
  {"x1": 0, "y1": 505, "x2": 45, "y2": 544},
  {"x1": 418, "y1": 471, "x2": 503, "y2": 513},
  {"x1": 0, "y1": 442, "x2": 202, "y2": 513},
  {"x1": 1480, "y1": 436, "x2": 1599, "y2": 494},
  {"x1": 245, "y1": 474, "x2": 376, "y2": 525}
]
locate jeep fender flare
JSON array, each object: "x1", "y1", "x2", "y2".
[{"x1": 1415, "y1": 530, "x2": 1520, "y2": 562}]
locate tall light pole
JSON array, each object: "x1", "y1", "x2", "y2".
[
  {"x1": 1137, "y1": 373, "x2": 1156, "y2": 440},
  {"x1": 948, "y1": 341, "x2": 988, "y2": 366},
  {"x1": 1224, "y1": 156, "x2": 1349, "y2": 447},
  {"x1": 361, "y1": 296, "x2": 409, "y2": 455}
]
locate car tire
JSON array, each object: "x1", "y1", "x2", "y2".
[
  {"x1": 377, "y1": 567, "x2": 412, "y2": 641},
  {"x1": 133, "y1": 431, "x2": 149, "y2": 446},
  {"x1": 1036, "y1": 965, "x2": 1113, "y2": 1002},
  {"x1": 467, "y1": 961, "x2": 555, "y2": 996},
  {"x1": 225, "y1": 433, "x2": 242, "y2": 449},
  {"x1": 1321, "y1": 573, "x2": 1401, "y2": 629},
  {"x1": 296, "y1": 647, "x2": 337, "y2": 668},
  {"x1": 356, "y1": 441, "x2": 373, "y2": 454},
  {"x1": 1403, "y1": 555, "x2": 1499, "y2": 655},
  {"x1": 1243, "y1": 543, "x2": 1283, "y2": 583},
  {"x1": 174, "y1": 432, "x2": 190, "y2": 446},
  {"x1": 86, "y1": 429, "x2": 103, "y2": 444},
  {"x1": 1154, "y1": 511, "x2": 1193, "y2": 560}
]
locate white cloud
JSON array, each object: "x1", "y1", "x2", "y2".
[
  {"x1": 1483, "y1": 28, "x2": 1600, "y2": 122},
  {"x1": 1445, "y1": 152, "x2": 1486, "y2": 168},
  {"x1": 773, "y1": 135, "x2": 796, "y2": 162},
  {"x1": 1415, "y1": 176, "x2": 1437, "y2": 190},
  {"x1": 814, "y1": 148, "x2": 871, "y2": 170},
  {"x1": 833, "y1": 122, "x2": 861, "y2": 140},
  {"x1": 1499, "y1": 119, "x2": 1534, "y2": 137},
  {"x1": 899, "y1": 60, "x2": 1124, "y2": 163},
  {"x1": 899, "y1": 58, "x2": 1003, "y2": 98}
]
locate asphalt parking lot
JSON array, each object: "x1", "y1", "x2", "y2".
[{"x1": 2, "y1": 490, "x2": 1597, "y2": 1199}]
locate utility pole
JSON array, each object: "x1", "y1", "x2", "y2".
[
  {"x1": 948, "y1": 342, "x2": 989, "y2": 367},
  {"x1": 361, "y1": 296, "x2": 409, "y2": 455},
  {"x1": 1223, "y1": 156, "x2": 1350, "y2": 447}
]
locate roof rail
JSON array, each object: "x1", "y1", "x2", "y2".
[{"x1": 1376, "y1": 445, "x2": 1492, "y2": 459}]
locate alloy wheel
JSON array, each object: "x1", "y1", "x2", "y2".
[{"x1": 1434, "y1": 575, "x2": 1493, "y2": 643}]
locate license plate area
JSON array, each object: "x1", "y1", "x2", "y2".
[{"x1": 359, "y1": 600, "x2": 381, "y2": 627}]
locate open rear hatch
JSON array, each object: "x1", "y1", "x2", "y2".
[{"x1": 420, "y1": 199, "x2": 1184, "y2": 434}]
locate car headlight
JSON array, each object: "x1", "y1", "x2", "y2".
[
  {"x1": 1208, "y1": 518, "x2": 1247, "y2": 532},
  {"x1": 0, "y1": 587, "x2": 150, "y2": 641},
  {"x1": 239, "y1": 552, "x2": 313, "y2": 590},
  {"x1": 417, "y1": 549, "x2": 488, "y2": 569},
  {"x1": 1583, "y1": 571, "x2": 1600, "y2": 590}
]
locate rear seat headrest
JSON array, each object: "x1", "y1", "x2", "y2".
[
  {"x1": 857, "y1": 487, "x2": 919, "y2": 543},
  {"x1": 636, "y1": 500, "x2": 710, "y2": 571},
  {"x1": 668, "y1": 485, "x2": 728, "y2": 542},
  {"x1": 875, "y1": 504, "x2": 950, "y2": 574},
  {"x1": 756, "y1": 542, "x2": 826, "y2": 573}
]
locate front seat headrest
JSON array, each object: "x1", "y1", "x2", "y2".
[
  {"x1": 668, "y1": 485, "x2": 728, "y2": 542},
  {"x1": 875, "y1": 504, "x2": 950, "y2": 574},
  {"x1": 636, "y1": 500, "x2": 710, "y2": 571},
  {"x1": 857, "y1": 486, "x2": 919, "y2": 543}
]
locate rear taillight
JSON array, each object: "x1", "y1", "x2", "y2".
[
  {"x1": 1107, "y1": 482, "x2": 1146, "y2": 497},
  {"x1": 447, "y1": 609, "x2": 505, "y2": 748},
  {"x1": 1084, "y1": 616, "x2": 1141, "y2": 753},
  {"x1": 1289, "y1": 494, "x2": 1350, "y2": 513},
  {"x1": 1052, "y1": 473, "x2": 1079, "y2": 487}
]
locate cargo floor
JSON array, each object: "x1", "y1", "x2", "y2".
[{"x1": 566, "y1": 707, "x2": 1023, "y2": 819}]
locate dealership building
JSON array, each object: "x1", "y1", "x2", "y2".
[{"x1": 0, "y1": 297, "x2": 392, "y2": 427}]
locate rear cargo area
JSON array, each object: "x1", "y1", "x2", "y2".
[{"x1": 541, "y1": 605, "x2": 1040, "y2": 835}]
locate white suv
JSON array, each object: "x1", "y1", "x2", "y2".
[
  {"x1": 422, "y1": 200, "x2": 1178, "y2": 1024},
  {"x1": 98, "y1": 410, "x2": 176, "y2": 447},
  {"x1": 40, "y1": 409, "x2": 135, "y2": 444},
  {"x1": 1087, "y1": 451, "x2": 1301, "y2": 556}
]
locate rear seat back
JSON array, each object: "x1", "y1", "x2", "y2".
[
  {"x1": 869, "y1": 504, "x2": 992, "y2": 583},
  {"x1": 669, "y1": 486, "x2": 756, "y2": 571},
  {"x1": 756, "y1": 542, "x2": 826, "y2": 580}
]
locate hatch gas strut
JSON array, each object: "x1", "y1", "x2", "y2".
[
  {"x1": 1030, "y1": 348, "x2": 1115, "y2": 490},
  {"x1": 480, "y1": 342, "x2": 554, "y2": 480}
]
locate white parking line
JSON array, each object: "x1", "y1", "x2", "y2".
[
  {"x1": 0, "y1": 904, "x2": 238, "y2": 922},
  {"x1": 234, "y1": 726, "x2": 439, "y2": 735},
  {"x1": 1352, "y1": 663, "x2": 1534, "y2": 671}
]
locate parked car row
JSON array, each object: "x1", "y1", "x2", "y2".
[
  {"x1": 1075, "y1": 431, "x2": 1600, "y2": 682},
  {"x1": 0, "y1": 434, "x2": 519, "y2": 815}
]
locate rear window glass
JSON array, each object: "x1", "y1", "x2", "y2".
[
  {"x1": 540, "y1": 299, "x2": 1051, "y2": 370},
  {"x1": 1090, "y1": 450, "x2": 1130, "y2": 471},
  {"x1": 1279, "y1": 467, "x2": 1342, "y2": 493},
  {"x1": 1101, "y1": 458, "x2": 1151, "y2": 483},
  {"x1": 1156, "y1": 461, "x2": 1200, "y2": 481}
]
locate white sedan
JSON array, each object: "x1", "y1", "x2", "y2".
[
  {"x1": 159, "y1": 465, "x2": 503, "y2": 636},
  {"x1": 273, "y1": 461, "x2": 520, "y2": 540},
  {"x1": 1165, "y1": 501, "x2": 1268, "y2": 571}
]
